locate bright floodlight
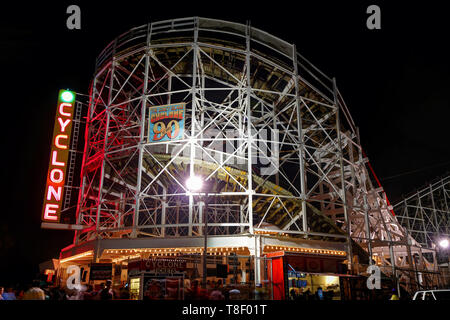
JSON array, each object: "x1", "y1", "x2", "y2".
[
  {"x1": 186, "y1": 175, "x2": 203, "y2": 191},
  {"x1": 439, "y1": 239, "x2": 449, "y2": 248},
  {"x1": 61, "y1": 90, "x2": 75, "y2": 103}
]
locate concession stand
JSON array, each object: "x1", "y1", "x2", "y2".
[
  {"x1": 127, "y1": 257, "x2": 187, "y2": 300},
  {"x1": 266, "y1": 250, "x2": 349, "y2": 300}
]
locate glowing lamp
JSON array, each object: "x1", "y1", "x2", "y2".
[
  {"x1": 186, "y1": 175, "x2": 203, "y2": 191},
  {"x1": 60, "y1": 90, "x2": 75, "y2": 103},
  {"x1": 439, "y1": 239, "x2": 449, "y2": 249}
]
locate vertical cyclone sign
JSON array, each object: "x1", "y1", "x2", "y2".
[
  {"x1": 148, "y1": 103, "x2": 185, "y2": 143},
  {"x1": 41, "y1": 89, "x2": 76, "y2": 223}
]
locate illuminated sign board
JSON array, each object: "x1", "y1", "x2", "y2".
[
  {"x1": 41, "y1": 89, "x2": 76, "y2": 222},
  {"x1": 148, "y1": 103, "x2": 185, "y2": 143},
  {"x1": 89, "y1": 263, "x2": 113, "y2": 280},
  {"x1": 128, "y1": 258, "x2": 187, "y2": 275}
]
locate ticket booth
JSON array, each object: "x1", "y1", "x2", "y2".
[
  {"x1": 128, "y1": 273, "x2": 184, "y2": 300},
  {"x1": 128, "y1": 258, "x2": 187, "y2": 300},
  {"x1": 266, "y1": 251, "x2": 348, "y2": 300}
]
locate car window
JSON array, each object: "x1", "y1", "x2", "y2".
[
  {"x1": 414, "y1": 292, "x2": 423, "y2": 300},
  {"x1": 433, "y1": 291, "x2": 450, "y2": 300},
  {"x1": 424, "y1": 292, "x2": 435, "y2": 301}
]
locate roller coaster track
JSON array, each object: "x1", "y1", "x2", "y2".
[{"x1": 72, "y1": 17, "x2": 443, "y2": 291}]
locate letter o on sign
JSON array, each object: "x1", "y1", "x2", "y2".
[{"x1": 50, "y1": 168, "x2": 64, "y2": 184}]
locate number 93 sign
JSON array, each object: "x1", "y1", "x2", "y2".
[{"x1": 148, "y1": 103, "x2": 185, "y2": 143}]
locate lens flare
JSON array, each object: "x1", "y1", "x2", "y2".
[{"x1": 186, "y1": 175, "x2": 203, "y2": 191}]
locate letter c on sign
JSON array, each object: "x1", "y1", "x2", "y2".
[
  {"x1": 55, "y1": 134, "x2": 69, "y2": 149},
  {"x1": 59, "y1": 103, "x2": 73, "y2": 117}
]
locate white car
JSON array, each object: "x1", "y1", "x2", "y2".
[{"x1": 412, "y1": 289, "x2": 450, "y2": 300}]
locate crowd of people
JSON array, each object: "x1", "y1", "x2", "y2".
[
  {"x1": 1, "y1": 278, "x2": 407, "y2": 301},
  {"x1": 289, "y1": 287, "x2": 336, "y2": 301},
  {"x1": 182, "y1": 279, "x2": 266, "y2": 300},
  {"x1": 140, "y1": 278, "x2": 268, "y2": 300},
  {"x1": 1, "y1": 278, "x2": 268, "y2": 301},
  {"x1": 0, "y1": 279, "x2": 129, "y2": 301}
]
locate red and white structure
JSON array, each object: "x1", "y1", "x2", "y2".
[{"x1": 42, "y1": 17, "x2": 446, "y2": 294}]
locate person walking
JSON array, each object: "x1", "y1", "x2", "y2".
[
  {"x1": 209, "y1": 282, "x2": 225, "y2": 300},
  {"x1": 100, "y1": 280, "x2": 114, "y2": 300},
  {"x1": 82, "y1": 284, "x2": 95, "y2": 300},
  {"x1": 2, "y1": 287, "x2": 17, "y2": 300},
  {"x1": 316, "y1": 286, "x2": 324, "y2": 301},
  {"x1": 185, "y1": 280, "x2": 200, "y2": 300},
  {"x1": 390, "y1": 288, "x2": 399, "y2": 300},
  {"x1": 119, "y1": 284, "x2": 130, "y2": 300}
]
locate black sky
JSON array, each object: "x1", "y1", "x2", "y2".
[{"x1": 0, "y1": 1, "x2": 449, "y2": 286}]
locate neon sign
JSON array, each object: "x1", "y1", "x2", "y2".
[{"x1": 41, "y1": 89, "x2": 76, "y2": 222}]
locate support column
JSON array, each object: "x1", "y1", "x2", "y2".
[
  {"x1": 404, "y1": 201, "x2": 420, "y2": 290},
  {"x1": 198, "y1": 200, "x2": 204, "y2": 236},
  {"x1": 442, "y1": 178, "x2": 450, "y2": 216},
  {"x1": 118, "y1": 192, "x2": 124, "y2": 228},
  {"x1": 418, "y1": 197, "x2": 428, "y2": 245},
  {"x1": 96, "y1": 56, "x2": 116, "y2": 237},
  {"x1": 245, "y1": 21, "x2": 254, "y2": 234},
  {"x1": 132, "y1": 23, "x2": 152, "y2": 238},
  {"x1": 251, "y1": 234, "x2": 262, "y2": 286},
  {"x1": 161, "y1": 188, "x2": 167, "y2": 237},
  {"x1": 357, "y1": 126, "x2": 373, "y2": 263},
  {"x1": 389, "y1": 242, "x2": 397, "y2": 285},
  {"x1": 363, "y1": 194, "x2": 373, "y2": 264},
  {"x1": 94, "y1": 239, "x2": 102, "y2": 263},
  {"x1": 430, "y1": 184, "x2": 440, "y2": 242},
  {"x1": 418, "y1": 247, "x2": 425, "y2": 287},
  {"x1": 75, "y1": 77, "x2": 97, "y2": 244},
  {"x1": 333, "y1": 78, "x2": 353, "y2": 272},
  {"x1": 240, "y1": 204, "x2": 245, "y2": 233},
  {"x1": 432, "y1": 249, "x2": 439, "y2": 286},
  {"x1": 292, "y1": 45, "x2": 308, "y2": 237},
  {"x1": 188, "y1": 18, "x2": 200, "y2": 237}
]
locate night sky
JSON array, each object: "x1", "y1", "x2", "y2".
[{"x1": 1, "y1": 1, "x2": 448, "y2": 287}]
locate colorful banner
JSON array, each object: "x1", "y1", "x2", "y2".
[
  {"x1": 148, "y1": 103, "x2": 185, "y2": 143},
  {"x1": 41, "y1": 89, "x2": 76, "y2": 223}
]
